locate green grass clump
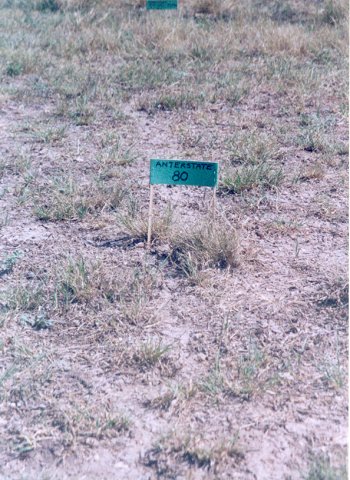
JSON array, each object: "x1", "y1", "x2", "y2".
[
  {"x1": 118, "y1": 263, "x2": 161, "y2": 325},
  {"x1": 20, "y1": 311, "x2": 53, "y2": 330},
  {"x1": 220, "y1": 163, "x2": 283, "y2": 194},
  {"x1": 320, "y1": 0, "x2": 347, "y2": 26},
  {"x1": 0, "y1": 251, "x2": 22, "y2": 277},
  {"x1": 36, "y1": 0, "x2": 60, "y2": 12},
  {"x1": 133, "y1": 340, "x2": 171, "y2": 370},
  {"x1": 2, "y1": 285, "x2": 46, "y2": 312},
  {"x1": 55, "y1": 257, "x2": 92, "y2": 306},
  {"x1": 297, "y1": 128, "x2": 347, "y2": 155},
  {"x1": 6, "y1": 61, "x2": 24, "y2": 77},
  {"x1": 227, "y1": 130, "x2": 281, "y2": 165},
  {"x1": 33, "y1": 177, "x2": 127, "y2": 221},
  {"x1": 305, "y1": 455, "x2": 347, "y2": 480},
  {"x1": 297, "y1": 113, "x2": 348, "y2": 155}
]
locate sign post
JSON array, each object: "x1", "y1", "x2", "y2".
[
  {"x1": 147, "y1": 159, "x2": 219, "y2": 248},
  {"x1": 146, "y1": 0, "x2": 177, "y2": 10},
  {"x1": 147, "y1": 184, "x2": 155, "y2": 249}
]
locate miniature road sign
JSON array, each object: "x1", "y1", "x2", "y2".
[
  {"x1": 150, "y1": 159, "x2": 218, "y2": 187},
  {"x1": 146, "y1": 0, "x2": 177, "y2": 10},
  {"x1": 147, "y1": 159, "x2": 219, "y2": 247}
]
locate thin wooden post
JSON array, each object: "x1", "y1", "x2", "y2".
[
  {"x1": 212, "y1": 187, "x2": 217, "y2": 222},
  {"x1": 147, "y1": 185, "x2": 154, "y2": 249}
]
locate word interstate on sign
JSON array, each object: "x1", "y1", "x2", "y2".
[
  {"x1": 150, "y1": 159, "x2": 218, "y2": 188},
  {"x1": 146, "y1": 0, "x2": 177, "y2": 10}
]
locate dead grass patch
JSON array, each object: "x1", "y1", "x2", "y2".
[
  {"x1": 137, "y1": 90, "x2": 204, "y2": 114},
  {"x1": 1, "y1": 256, "x2": 117, "y2": 317},
  {"x1": 33, "y1": 177, "x2": 128, "y2": 221},
  {"x1": 144, "y1": 431, "x2": 243, "y2": 476},
  {"x1": 51, "y1": 404, "x2": 131, "y2": 446},
  {"x1": 197, "y1": 341, "x2": 271, "y2": 401},
  {"x1": 117, "y1": 263, "x2": 163, "y2": 325},
  {"x1": 170, "y1": 221, "x2": 240, "y2": 278},
  {"x1": 294, "y1": 163, "x2": 325, "y2": 183},
  {"x1": 118, "y1": 203, "x2": 174, "y2": 244},
  {"x1": 316, "y1": 278, "x2": 348, "y2": 311}
]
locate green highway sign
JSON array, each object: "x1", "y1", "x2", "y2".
[
  {"x1": 146, "y1": 0, "x2": 177, "y2": 10},
  {"x1": 150, "y1": 159, "x2": 218, "y2": 187}
]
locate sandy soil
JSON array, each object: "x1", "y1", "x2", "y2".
[{"x1": 0, "y1": 86, "x2": 347, "y2": 479}]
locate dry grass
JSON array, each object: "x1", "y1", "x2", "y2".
[
  {"x1": 133, "y1": 339, "x2": 172, "y2": 370},
  {"x1": 32, "y1": 177, "x2": 128, "y2": 221},
  {"x1": 0, "y1": 0, "x2": 348, "y2": 478},
  {"x1": 170, "y1": 221, "x2": 240, "y2": 276},
  {"x1": 220, "y1": 163, "x2": 284, "y2": 194},
  {"x1": 144, "y1": 431, "x2": 244, "y2": 476},
  {"x1": 118, "y1": 203, "x2": 174, "y2": 243}
]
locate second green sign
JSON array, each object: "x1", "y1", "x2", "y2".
[{"x1": 146, "y1": 0, "x2": 177, "y2": 10}]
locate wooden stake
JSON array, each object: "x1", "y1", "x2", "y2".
[
  {"x1": 212, "y1": 186, "x2": 217, "y2": 222},
  {"x1": 147, "y1": 184, "x2": 154, "y2": 249}
]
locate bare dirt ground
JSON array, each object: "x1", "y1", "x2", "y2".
[{"x1": 0, "y1": 1, "x2": 348, "y2": 479}]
